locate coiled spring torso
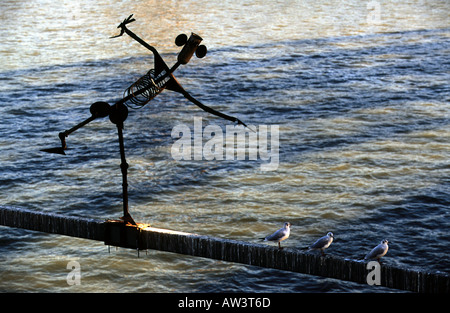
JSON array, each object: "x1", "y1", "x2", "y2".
[{"x1": 123, "y1": 69, "x2": 170, "y2": 108}]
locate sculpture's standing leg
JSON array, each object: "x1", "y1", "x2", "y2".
[
  {"x1": 110, "y1": 103, "x2": 136, "y2": 225},
  {"x1": 116, "y1": 122, "x2": 136, "y2": 225}
]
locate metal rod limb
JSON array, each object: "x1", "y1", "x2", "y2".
[
  {"x1": 42, "y1": 101, "x2": 111, "y2": 154},
  {"x1": 180, "y1": 85, "x2": 248, "y2": 128},
  {"x1": 115, "y1": 22, "x2": 171, "y2": 75},
  {"x1": 116, "y1": 121, "x2": 136, "y2": 226},
  {"x1": 64, "y1": 115, "x2": 97, "y2": 136}
]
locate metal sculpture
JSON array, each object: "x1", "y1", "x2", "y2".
[{"x1": 42, "y1": 15, "x2": 247, "y2": 226}]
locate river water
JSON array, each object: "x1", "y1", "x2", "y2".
[{"x1": 0, "y1": 0, "x2": 449, "y2": 293}]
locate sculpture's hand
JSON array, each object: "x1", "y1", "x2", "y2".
[{"x1": 110, "y1": 14, "x2": 136, "y2": 38}]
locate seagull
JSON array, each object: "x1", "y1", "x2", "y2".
[
  {"x1": 365, "y1": 239, "x2": 389, "y2": 262},
  {"x1": 261, "y1": 222, "x2": 291, "y2": 249},
  {"x1": 308, "y1": 232, "x2": 334, "y2": 255}
]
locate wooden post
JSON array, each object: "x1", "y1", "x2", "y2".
[{"x1": 0, "y1": 206, "x2": 448, "y2": 293}]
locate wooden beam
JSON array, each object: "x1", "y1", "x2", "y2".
[
  {"x1": 0, "y1": 206, "x2": 448, "y2": 293},
  {"x1": 0, "y1": 205, "x2": 104, "y2": 241}
]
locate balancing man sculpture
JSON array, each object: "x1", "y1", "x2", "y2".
[{"x1": 42, "y1": 15, "x2": 247, "y2": 225}]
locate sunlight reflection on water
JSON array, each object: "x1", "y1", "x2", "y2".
[{"x1": 0, "y1": 0, "x2": 449, "y2": 292}]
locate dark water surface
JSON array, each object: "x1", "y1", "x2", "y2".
[{"x1": 0, "y1": 0, "x2": 449, "y2": 292}]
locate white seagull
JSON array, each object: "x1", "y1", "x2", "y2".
[
  {"x1": 261, "y1": 222, "x2": 291, "y2": 249},
  {"x1": 365, "y1": 239, "x2": 389, "y2": 261},
  {"x1": 308, "y1": 232, "x2": 334, "y2": 255}
]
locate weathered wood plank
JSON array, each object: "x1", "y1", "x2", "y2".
[
  {"x1": 0, "y1": 205, "x2": 448, "y2": 293},
  {"x1": 0, "y1": 205, "x2": 105, "y2": 241}
]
